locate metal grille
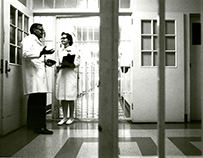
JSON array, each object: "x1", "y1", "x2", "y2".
[{"x1": 55, "y1": 16, "x2": 131, "y2": 121}]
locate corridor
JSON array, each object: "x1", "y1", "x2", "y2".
[{"x1": 1, "y1": 0, "x2": 203, "y2": 157}]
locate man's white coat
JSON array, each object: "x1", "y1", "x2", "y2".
[{"x1": 21, "y1": 34, "x2": 48, "y2": 95}]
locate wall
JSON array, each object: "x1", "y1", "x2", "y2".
[{"x1": 131, "y1": 0, "x2": 200, "y2": 13}]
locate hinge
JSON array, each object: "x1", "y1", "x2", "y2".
[
  {"x1": 1, "y1": 59, "x2": 3, "y2": 74},
  {"x1": 132, "y1": 60, "x2": 133, "y2": 67},
  {"x1": 132, "y1": 103, "x2": 133, "y2": 110},
  {"x1": 190, "y1": 63, "x2": 191, "y2": 68},
  {"x1": 131, "y1": 18, "x2": 133, "y2": 25}
]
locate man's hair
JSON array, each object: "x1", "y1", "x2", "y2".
[
  {"x1": 30, "y1": 23, "x2": 42, "y2": 34},
  {"x1": 61, "y1": 32, "x2": 73, "y2": 46}
]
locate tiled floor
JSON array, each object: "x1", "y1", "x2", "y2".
[
  {"x1": 0, "y1": 121, "x2": 202, "y2": 158},
  {"x1": 0, "y1": 89, "x2": 202, "y2": 157}
]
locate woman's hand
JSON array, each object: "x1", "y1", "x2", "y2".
[
  {"x1": 56, "y1": 66, "x2": 61, "y2": 73},
  {"x1": 61, "y1": 60, "x2": 75, "y2": 68}
]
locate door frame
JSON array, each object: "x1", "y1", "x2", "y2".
[
  {"x1": 185, "y1": 13, "x2": 202, "y2": 122},
  {"x1": 189, "y1": 13, "x2": 201, "y2": 121}
]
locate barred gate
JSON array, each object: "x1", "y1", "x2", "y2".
[{"x1": 54, "y1": 16, "x2": 132, "y2": 121}]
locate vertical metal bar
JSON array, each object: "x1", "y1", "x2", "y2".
[
  {"x1": 0, "y1": 0, "x2": 3, "y2": 136},
  {"x1": 201, "y1": 0, "x2": 203, "y2": 155},
  {"x1": 81, "y1": 92, "x2": 83, "y2": 119},
  {"x1": 27, "y1": 0, "x2": 33, "y2": 9},
  {"x1": 157, "y1": 0, "x2": 165, "y2": 157},
  {"x1": 91, "y1": 64, "x2": 94, "y2": 118},
  {"x1": 42, "y1": 0, "x2": 45, "y2": 8},
  {"x1": 92, "y1": 63, "x2": 94, "y2": 118},
  {"x1": 53, "y1": 0, "x2": 56, "y2": 8},
  {"x1": 85, "y1": 62, "x2": 88, "y2": 118},
  {"x1": 81, "y1": 65, "x2": 84, "y2": 118},
  {"x1": 75, "y1": 67, "x2": 80, "y2": 118},
  {"x1": 99, "y1": 0, "x2": 119, "y2": 157}
]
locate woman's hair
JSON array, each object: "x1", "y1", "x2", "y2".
[
  {"x1": 61, "y1": 32, "x2": 73, "y2": 46},
  {"x1": 30, "y1": 23, "x2": 42, "y2": 34}
]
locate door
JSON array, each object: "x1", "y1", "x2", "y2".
[
  {"x1": 190, "y1": 14, "x2": 201, "y2": 121},
  {"x1": 0, "y1": 0, "x2": 33, "y2": 135},
  {"x1": 131, "y1": 12, "x2": 184, "y2": 122}
]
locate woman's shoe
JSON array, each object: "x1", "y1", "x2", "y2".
[
  {"x1": 58, "y1": 119, "x2": 67, "y2": 125},
  {"x1": 66, "y1": 119, "x2": 74, "y2": 125}
]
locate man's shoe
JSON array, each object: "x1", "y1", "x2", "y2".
[{"x1": 34, "y1": 128, "x2": 53, "y2": 134}]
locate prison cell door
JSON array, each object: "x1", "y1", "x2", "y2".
[
  {"x1": 0, "y1": 0, "x2": 33, "y2": 135},
  {"x1": 131, "y1": 12, "x2": 184, "y2": 122}
]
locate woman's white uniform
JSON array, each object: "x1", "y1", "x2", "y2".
[{"x1": 56, "y1": 47, "x2": 80, "y2": 101}]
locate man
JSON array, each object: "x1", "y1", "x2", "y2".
[{"x1": 21, "y1": 23, "x2": 55, "y2": 134}]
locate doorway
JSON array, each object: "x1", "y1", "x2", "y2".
[
  {"x1": 54, "y1": 16, "x2": 132, "y2": 121},
  {"x1": 55, "y1": 16, "x2": 100, "y2": 121},
  {"x1": 33, "y1": 15, "x2": 132, "y2": 121},
  {"x1": 37, "y1": 15, "x2": 132, "y2": 121},
  {"x1": 190, "y1": 14, "x2": 201, "y2": 121}
]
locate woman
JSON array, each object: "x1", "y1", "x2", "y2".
[{"x1": 56, "y1": 32, "x2": 80, "y2": 125}]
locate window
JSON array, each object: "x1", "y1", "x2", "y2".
[
  {"x1": 18, "y1": 0, "x2": 27, "y2": 6},
  {"x1": 33, "y1": 0, "x2": 130, "y2": 9},
  {"x1": 10, "y1": 5, "x2": 29, "y2": 65},
  {"x1": 141, "y1": 19, "x2": 176, "y2": 67}
]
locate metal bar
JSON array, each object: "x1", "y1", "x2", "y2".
[
  {"x1": 0, "y1": 0, "x2": 3, "y2": 136},
  {"x1": 42, "y1": 0, "x2": 45, "y2": 8},
  {"x1": 99, "y1": 0, "x2": 119, "y2": 157},
  {"x1": 85, "y1": 62, "x2": 88, "y2": 118},
  {"x1": 157, "y1": 0, "x2": 165, "y2": 157},
  {"x1": 53, "y1": 0, "x2": 56, "y2": 8},
  {"x1": 201, "y1": 0, "x2": 203, "y2": 155},
  {"x1": 92, "y1": 64, "x2": 95, "y2": 118},
  {"x1": 81, "y1": 66, "x2": 84, "y2": 118}
]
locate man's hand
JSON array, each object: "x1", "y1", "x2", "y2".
[
  {"x1": 45, "y1": 59, "x2": 56, "y2": 67},
  {"x1": 40, "y1": 46, "x2": 55, "y2": 57}
]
